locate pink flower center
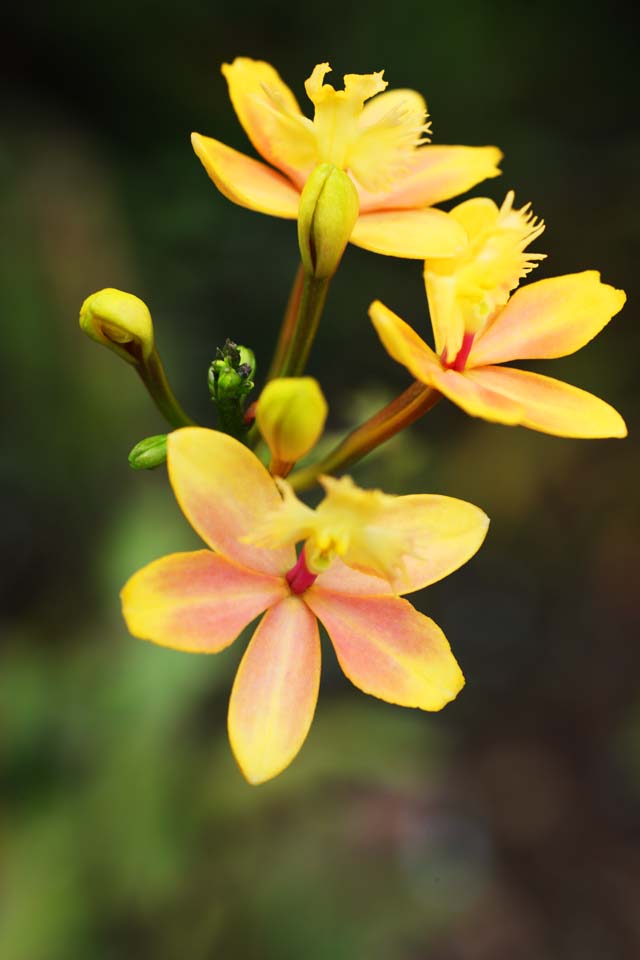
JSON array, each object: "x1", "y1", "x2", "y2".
[
  {"x1": 442, "y1": 331, "x2": 475, "y2": 372},
  {"x1": 286, "y1": 548, "x2": 318, "y2": 595}
]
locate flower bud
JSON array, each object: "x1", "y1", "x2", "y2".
[
  {"x1": 256, "y1": 377, "x2": 328, "y2": 468},
  {"x1": 298, "y1": 164, "x2": 360, "y2": 279},
  {"x1": 79, "y1": 288, "x2": 154, "y2": 364},
  {"x1": 128, "y1": 434, "x2": 167, "y2": 470}
]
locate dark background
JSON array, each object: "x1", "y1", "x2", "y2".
[{"x1": 2, "y1": 2, "x2": 639, "y2": 957}]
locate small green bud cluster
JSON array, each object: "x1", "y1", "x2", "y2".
[{"x1": 208, "y1": 339, "x2": 257, "y2": 439}]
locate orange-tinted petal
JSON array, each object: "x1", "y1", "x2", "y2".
[
  {"x1": 430, "y1": 367, "x2": 523, "y2": 425},
  {"x1": 121, "y1": 551, "x2": 286, "y2": 653},
  {"x1": 469, "y1": 271, "x2": 627, "y2": 367},
  {"x1": 167, "y1": 428, "x2": 296, "y2": 576},
  {"x1": 369, "y1": 495, "x2": 489, "y2": 595},
  {"x1": 465, "y1": 366, "x2": 628, "y2": 438},
  {"x1": 358, "y1": 145, "x2": 503, "y2": 213},
  {"x1": 351, "y1": 208, "x2": 467, "y2": 259},
  {"x1": 369, "y1": 300, "x2": 442, "y2": 382},
  {"x1": 228, "y1": 596, "x2": 320, "y2": 784},
  {"x1": 306, "y1": 589, "x2": 464, "y2": 710},
  {"x1": 191, "y1": 133, "x2": 300, "y2": 218},
  {"x1": 315, "y1": 557, "x2": 394, "y2": 596},
  {"x1": 221, "y1": 58, "x2": 316, "y2": 182}
]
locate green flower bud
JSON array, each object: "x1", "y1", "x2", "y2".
[
  {"x1": 298, "y1": 164, "x2": 360, "y2": 279},
  {"x1": 128, "y1": 434, "x2": 168, "y2": 470},
  {"x1": 208, "y1": 339, "x2": 257, "y2": 440},
  {"x1": 256, "y1": 377, "x2": 328, "y2": 467},
  {"x1": 79, "y1": 288, "x2": 154, "y2": 364}
]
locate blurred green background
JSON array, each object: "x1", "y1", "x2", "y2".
[{"x1": 2, "y1": 2, "x2": 639, "y2": 958}]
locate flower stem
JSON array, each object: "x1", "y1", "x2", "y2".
[
  {"x1": 279, "y1": 272, "x2": 330, "y2": 377},
  {"x1": 267, "y1": 263, "x2": 306, "y2": 381},
  {"x1": 288, "y1": 381, "x2": 441, "y2": 491},
  {"x1": 137, "y1": 352, "x2": 196, "y2": 428}
]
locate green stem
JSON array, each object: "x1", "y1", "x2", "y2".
[
  {"x1": 267, "y1": 263, "x2": 306, "y2": 382},
  {"x1": 279, "y1": 273, "x2": 330, "y2": 377},
  {"x1": 137, "y1": 351, "x2": 196, "y2": 428},
  {"x1": 289, "y1": 381, "x2": 441, "y2": 491}
]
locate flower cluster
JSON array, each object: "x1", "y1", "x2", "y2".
[{"x1": 81, "y1": 58, "x2": 627, "y2": 784}]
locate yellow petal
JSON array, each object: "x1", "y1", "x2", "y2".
[
  {"x1": 357, "y1": 145, "x2": 503, "y2": 213},
  {"x1": 221, "y1": 57, "x2": 316, "y2": 181},
  {"x1": 449, "y1": 196, "x2": 501, "y2": 236},
  {"x1": 352, "y1": 207, "x2": 467, "y2": 259},
  {"x1": 348, "y1": 87, "x2": 430, "y2": 193},
  {"x1": 304, "y1": 64, "x2": 389, "y2": 177},
  {"x1": 464, "y1": 366, "x2": 628, "y2": 438},
  {"x1": 424, "y1": 270, "x2": 465, "y2": 359},
  {"x1": 121, "y1": 551, "x2": 286, "y2": 653},
  {"x1": 305, "y1": 590, "x2": 464, "y2": 710},
  {"x1": 430, "y1": 368, "x2": 524, "y2": 424},
  {"x1": 228, "y1": 597, "x2": 320, "y2": 784},
  {"x1": 469, "y1": 272, "x2": 627, "y2": 367},
  {"x1": 167, "y1": 428, "x2": 296, "y2": 576},
  {"x1": 358, "y1": 88, "x2": 428, "y2": 130},
  {"x1": 369, "y1": 300, "x2": 442, "y2": 383},
  {"x1": 369, "y1": 495, "x2": 490, "y2": 595},
  {"x1": 191, "y1": 133, "x2": 300, "y2": 218}
]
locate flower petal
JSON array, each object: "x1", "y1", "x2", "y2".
[
  {"x1": 369, "y1": 300, "x2": 442, "y2": 382},
  {"x1": 121, "y1": 551, "x2": 286, "y2": 653},
  {"x1": 371, "y1": 495, "x2": 490, "y2": 595},
  {"x1": 424, "y1": 269, "x2": 464, "y2": 359},
  {"x1": 315, "y1": 557, "x2": 394, "y2": 596},
  {"x1": 167, "y1": 428, "x2": 296, "y2": 575},
  {"x1": 469, "y1": 271, "x2": 627, "y2": 367},
  {"x1": 352, "y1": 208, "x2": 467, "y2": 259},
  {"x1": 306, "y1": 590, "x2": 464, "y2": 710},
  {"x1": 228, "y1": 596, "x2": 320, "y2": 784},
  {"x1": 357, "y1": 145, "x2": 503, "y2": 213},
  {"x1": 430, "y1": 367, "x2": 524, "y2": 425},
  {"x1": 348, "y1": 88, "x2": 429, "y2": 194},
  {"x1": 221, "y1": 57, "x2": 316, "y2": 181},
  {"x1": 464, "y1": 366, "x2": 628, "y2": 438},
  {"x1": 191, "y1": 133, "x2": 300, "y2": 218},
  {"x1": 359, "y1": 88, "x2": 428, "y2": 130}
]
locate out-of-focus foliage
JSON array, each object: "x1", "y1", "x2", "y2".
[{"x1": 1, "y1": 1, "x2": 639, "y2": 958}]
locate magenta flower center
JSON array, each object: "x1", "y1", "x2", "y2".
[
  {"x1": 286, "y1": 548, "x2": 318, "y2": 595},
  {"x1": 442, "y1": 331, "x2": 475, "y2": 372}
]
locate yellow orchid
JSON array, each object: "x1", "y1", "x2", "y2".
[
  {"x1": 191, "y1": 58, "x2": 503, "y2": 259},
  {"x1": 121, "y1": 428, "x2": 489, "y2": 784},
  {"x1": 369, "y1": 192, "x2": 627, "y2": 437}
]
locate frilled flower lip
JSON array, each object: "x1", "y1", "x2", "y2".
[
  {"x1": 121, "y1": 428, "x2": 489, "y2": 783},
  {"x1": 190, "y1": 57, "x2": 503, "y2": 260}
]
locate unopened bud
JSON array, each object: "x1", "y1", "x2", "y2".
[
  {"x1": 80, "y1": 288, "x2": 154, "y2": 364},
  {"x1": 128, "y1": 434, "x2": 168, "y2": 470},
  {"x1": 256, "y1": 377, "x2": 328, "y2": 468},
  {"x1": 298, "y1": 164, "x2": 360, "y2": 279},
  {"x1": 208, "y1": 339, "x2": 257, "y2": 440}
]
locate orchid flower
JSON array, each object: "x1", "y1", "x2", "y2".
[
  {"x1": 121, "y1": 428, "x2": 489, "y2": 784},
  {"x1": 369, "y1": 192, "x2": 627, "y2": 437},
  {"x1": 191, "y1": 58, "x2": 502, "y2": 260}
]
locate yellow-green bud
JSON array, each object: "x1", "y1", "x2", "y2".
[
  {"x1": 298, "y1": 164, "x2": 360, "y2": 279},
  {"x1": 256, "y1": 377, "x2": 328, "y2": 466},
  {"x1": 128, "y1": 434, "x2": 167, "y2": 470},
  {"x1": 79, "y1": 288, "x2": 154, "y2": 364}
]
